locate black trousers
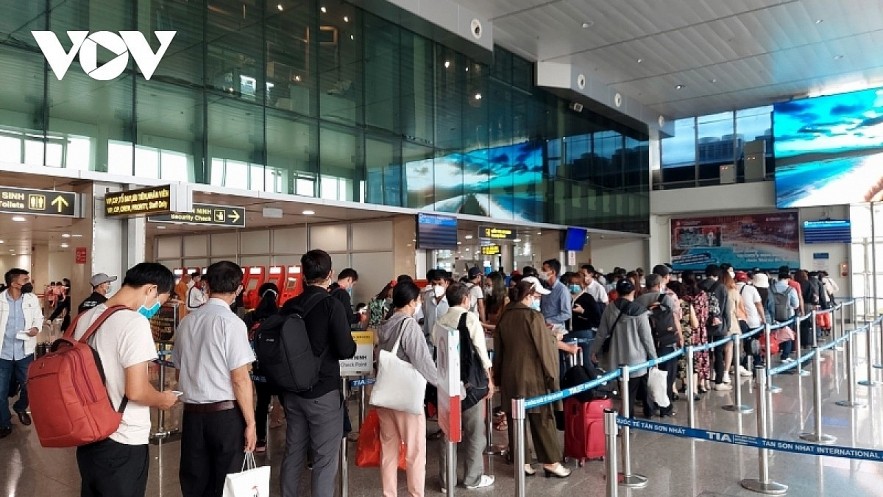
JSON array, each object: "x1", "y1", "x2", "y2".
[
  {"x1": 713, "y1": 341, "x2": 726, "y2": 385},
  {"x1": 255, "y1": 381, "x2": 277, "y2": 442},
  {"x1": 180, "y1": 407, "x2": 246, "y2": 497},
  {"x1": 76, "y1": 438, "x2": 149, "y2": 497},
  {"x1": 625, "y1": 373, "x2": 651, "y2": 418}
]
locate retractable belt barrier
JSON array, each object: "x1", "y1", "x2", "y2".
[{"x1": 616, "y1": 416, "x2": 883, "y2": 463}]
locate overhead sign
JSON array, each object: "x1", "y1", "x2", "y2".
[
  {"x1": 479, "y1": 225, "x2": 515, "y2": 240},
  {"x1": 0, "y1": 187, "x2": 79, "y2": 217},
  {"x1": 148, "y1": 203, "x2": 245, "y2": 227},
  {"x1": 104, "y1": 185, "x2": 184, "y2": 217},
  {"x1": 480, "y1": 244, "x2": 501, "y2": 256}
]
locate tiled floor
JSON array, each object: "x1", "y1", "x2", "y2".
[{"x1": 3, "y1": 333, "x2": 883, "y2": 497}]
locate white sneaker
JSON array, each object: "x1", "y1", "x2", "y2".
[
  {"x1": 713, "y1": 383, "x2": 733, "y2": 391},
  {"x1": 739, "y1": 366, "x2": 753, "y2": 377},
  {"x1": 722, "y1": 372, "x2": 731, "y2": 384},
  {"x1": 466, "y1": 475, "x2": 495, "y2": 489},
  {"x1": 782, "y1": 357, "x2": 795, "y2": 363}
]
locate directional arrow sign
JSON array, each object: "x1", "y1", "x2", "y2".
[
  {"x1": 0, "y1": 187, "x2": 79, "y2": 217},
  {"x1": 147, "y1": 203, "x2": 246, "y2": 227}
]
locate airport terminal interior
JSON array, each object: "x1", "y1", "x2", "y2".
[{"x1": 2, "y1": 0, "x2": 883, "y2": 495}]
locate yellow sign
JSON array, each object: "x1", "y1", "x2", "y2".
[
  {"x1": 479, "y1": 225, "x2": 515, "y2": 240},
  {"x1": 481, "y1": 244, "x2": 501, "y2": 255},
  {"x1": 339, "y1": 330, "x2": 375, "y2": 376},
  {"x1": 50, "y1": 195, "x2": 69, "y2": 213},
  {"x1": 28, "y1": 194, "x2": 46, "y2": 211},
  {"x1": 148, "y1": 203, "x2": 246, "y2": 227},
  {"x1": 105, "y1": 185, "x2": 172, "y2": 217},
  {"x1": 0, "y1": 187, "x2": 78, "y2": 217}
]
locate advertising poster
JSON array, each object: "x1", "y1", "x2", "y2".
[
  {"x1": 671, "y1": 212, "x2": 799, "y2": 271},
  {"x1": 339, "y1": 331, "x2": 374, "y2": 377}
]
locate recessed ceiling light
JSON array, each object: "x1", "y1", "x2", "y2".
[
  {"x1": 457, "y1": 241, "x2": 463, "y2": 245},
  {"x1": 302, "y1": 210, "x2": 315, "y2": 215},
  {"x1": 60, "y1": 243, "x2": 69, "y2": 248},
  {"x1": 0, "y1": 240, "x2": 4, "y2": 244},
  {"x1": 343, "y1": 15, "x2": 349, "y2": 22},
  {"x1": 710, "y1": 78, "x2": 718, "y2": 84},
  {"x1": 444, "y1": 60, "x2": 451, "y2": 69},
  {"x1": 636, "y1": 58, "x2": 643, "y2": 64},
  {"x1": 833, "y1": 54, "x2": 844, "y2": 60},
  {"x1": 465, "y1": 67, "x2": 469, "y2": 72},
  {"x1": 581, "y1": 21, "x2": 594, "y2": 29},
  {"x1": 473, "y1": 93, "x2": 482, "y2": 100},
  {"x1": 350, "y1": 34, "x2": 354, "y2": 40},
  {"x1": 320, "y1": 6, "x2": 326, "y2": 13},
  {"x1": 156, "y1": 225, "x2": 167, "y2": 230},
  {"x1": 11, "y1": 216, "x2": 25, "y2": 222},
  {"x1": 513, "y1": 238, "x2": 522, "y2": 242},
  {"x1": 465, "y1": 248, "x2": 471, "y2": 251},
  {"x1": 815, "y1": 19, "x2": 823, "y2": 24},
  {"x1": 537, "y1": 232, "x2": 542, "y2": 235},
  {"x1": 277, "y1": 3, "x2": 283, "y2": 11},
  {"x1": 71, "y1": 234, "x2": 83, "y2": 238},
  {"x1": 675, "y1": 84, "x2": 685, "y2": 90},
  {"x1": 61, "y1": 233, "x2": 71, "y2": 238},
  {"x1": 465, "y1": 235, "x2": 473, "y2": 240}
]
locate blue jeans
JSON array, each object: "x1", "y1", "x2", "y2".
[
  {"x1": 779, "y1": 340, "x2": 794, "y2": 361},
  {"x1": 0, "y1": 355, "x2": 33, "y2": 428}
]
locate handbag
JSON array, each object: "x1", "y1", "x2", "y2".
[
  {"x1": 355, "y1": 409, "x2": 407, "y2": 470},
  {"x1": 370, "y1": 319, "x2": 428, "y2": 415},
  {"x1": 222, "y1": 452, "x2": 270, "y2": 497},
  {"x1": 647, "y1": 367, "x2": 670, "y2": 408}
]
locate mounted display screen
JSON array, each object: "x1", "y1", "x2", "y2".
[
  {"x1": 416, "y1": 213, "x2": 458, "y2": 249},
  {"x1": 563, "y1": 227, "x2": 588, "y2": 251},
  {"x1": 803, "y1": 220, "x2": 852, "y2": 244}
]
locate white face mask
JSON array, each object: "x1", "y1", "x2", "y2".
[
  {"x1": 433, "y1": 285, "x2": 445, "y2": 298},
  {"x1": 530, "y1": 298, "x2": 541, "y2": 311}
]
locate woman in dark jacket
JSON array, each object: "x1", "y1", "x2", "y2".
[
  {"x1": 244, "y1": 282, "x2": 280, "y2": 453},
  {"x1": 494, "y1": 277, "x2": 571, "y2": 478}
]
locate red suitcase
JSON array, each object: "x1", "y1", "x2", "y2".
[{"x1": 563, "y1": 397, "x2": 613, "y2": 466}]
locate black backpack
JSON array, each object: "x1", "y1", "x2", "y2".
[
  {"x1": 457, "y1": 313, "x2": 489, "y2": 411},
  {"x1": 561, "y1": 362, "x2": 617, "y2": 402},
  {"x1": 254, "y1": 292, "x2": 329, "y2": 392},
  {"x1": 705, "y1": 281, "x2": 724, "y2": 337},
  {"x1": 648, "y1": 293, "x2": 679, "y2": 349}
]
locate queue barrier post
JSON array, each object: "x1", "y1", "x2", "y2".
[
  {"x1": 723, "y1": 334, "x2": 753, "y2": 414},
  {"x1": 740, "y1": 366, "x2": 788, "y2": 495},
  {"x1": 875, "y1": 317, "x2": 883, "y2": 370},
  {"x1": 836, "y1": 325, "x2": 866, "y2": 408},
  {"x1": 604, "y1": 410, "x2": 619, "y2": 497},
  {"x1": 617, "y1": 364, "x2": 648, "y2": 488},
  {"x1": 686, "y1": 346, "x2": 696, "y2": 429},
  {"x1": 512, "y1": 397, "x2": 526, "y2": 497},
  {"x1": 794, "y1": 316, "x2": 810, "y2": 377},
  {"x1": 859, "y1": 318, "x2": 880, "y2": 386},
  {"x1": 798, "y1": 347, "x2": 837, "y2": 445},
  {"x1": 833, "y1": 306, "x2": 844, "y2": 352},
  {"x1": 764, "y1": 323, "x2": 782, "y2": 394},
  {"x1": 339, "y1": 378, "x2": 349, "y2": 497}
]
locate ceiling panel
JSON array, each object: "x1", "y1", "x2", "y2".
[{"x1": 468, "y1": 0, "x2": 883, "y2": 117}]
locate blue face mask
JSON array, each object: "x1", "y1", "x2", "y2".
[
  {"x1": 569, "y1": 284, "x2": 582, "y2": 294},
  {"x1": 530, "y1": 298, "x2": 541, "y2": 311},
  {"x1": 138, "y1": 293, "x2": 162, "y2": 319}
]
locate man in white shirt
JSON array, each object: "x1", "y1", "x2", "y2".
[
  {"x1": 736, "y1": 271, "x2": 765, "y2": 372},
  {"x1": 434, "y1": 283, "x2": 495, "y2": 490},
  {"x1": 186, "y1": 272, "x2": 207, "y2": 310},
  {"x1": 72, "y1": 263, "x2": 179, "y2": 497},
  {"x1": 174, "y1": 261, "x2": 256, "y2": 497},
  {"x1": 580, "y1": 264, "x2": 609, "y2": 306},
  {"x1": 421, "y1": 270, "x2": 449, "y2": 349}
]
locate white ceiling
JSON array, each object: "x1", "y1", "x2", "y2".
[{"x1": 467, "y1": 0, "x2": 883, "y2": 118}]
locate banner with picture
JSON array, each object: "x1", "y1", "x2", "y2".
[{"x1": 671, "y1": 212, "x2": 799, "y2": 271}]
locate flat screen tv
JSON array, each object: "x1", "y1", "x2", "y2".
[
  {"x1": 416, "y1": 213, "x2": 458, "y2": 250},
  {"x1": 774, "y1": 86, "x2": 883, "y2": 208},
  {"x1": 563, "y1": 227, "x2": 588, "y2": 251},
  {"x1": 803, "y1": 220, "x2": 852, "y2": 244}
]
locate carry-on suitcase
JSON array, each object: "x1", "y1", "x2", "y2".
[{"x1": 563, "y1": 397, "x2": 613, "y2": 466}]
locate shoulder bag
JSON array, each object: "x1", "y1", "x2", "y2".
[{"x1": 370, "y1": 319, "x2": 428, "y2": 415}]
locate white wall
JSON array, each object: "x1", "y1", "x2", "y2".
[{"x1": 589, "y1": 238, "x2": 648, "y2": 273}]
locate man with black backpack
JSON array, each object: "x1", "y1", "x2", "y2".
[
  {"x1": 275, "y1": 250, "x2": 356, "y2": 497},
  {"x1": 636, "y1": 273, "x2": 682, "y2": 416},
  {"x1": 700, "y1": 264, "x2": 731, "y2": 391},
  {"x1": 434, "y1": 282, "x2": 494, "y2": 490}
]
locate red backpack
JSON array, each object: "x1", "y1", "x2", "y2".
[{"x1": 28, "y1": 305, "x2": 130, "y2": 448}]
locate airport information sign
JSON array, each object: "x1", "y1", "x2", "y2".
[
  {"x1": 105, "y1": 185, "x2": 174, "y2": 217},
  {"x1": 478, "y1": 225, "x2": 515, "y2": 240},
  {"x1": 148, "y1": 203, "x2": 246, "y2": 227},
  {"x1": 0, "y1": 187, "x2": 79, "y2": 217}
]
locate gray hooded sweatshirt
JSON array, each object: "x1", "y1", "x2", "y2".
[{"x1": 591, "y1": 298, "x2": 658, "y2": 377}]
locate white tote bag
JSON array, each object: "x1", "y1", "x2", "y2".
[
  {"x1": 223, "y1": 452, "x2": 271, "y2": 497},
  {"x1": 646, "y1": 367, "x2": 670, "y2": 408},
  {"x1": 370, "y1": 320, "x2": 428, "y2": 415}
]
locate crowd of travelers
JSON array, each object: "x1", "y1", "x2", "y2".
[{"x1": 0, "y1": 252, "x2": 840, "y2": 497}]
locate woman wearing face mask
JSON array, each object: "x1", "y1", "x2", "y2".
[
  {"x1": 567, "y1": 272, "x2": 601, "y2": 358},
  {"x1": 368, "y1": 282, "x2": 395, "y2": 329},
  {"x1": 483, "y1": 272, "x2": 508, "y2": 330},
  {"x1": 375, "y1": 281, "x2": 439, "y2": 497},
  {"x1": 493, "y1": 277, "x2": 571, "y2": 478}
]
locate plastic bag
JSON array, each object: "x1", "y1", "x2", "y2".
[
  {"x1": 355, "y1": 410, "x2": 407, "y2": 470},
  {"x1": 647, "y1": 367, "x2": 670, "y2": 408}
]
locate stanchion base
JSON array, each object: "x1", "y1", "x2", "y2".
[
  {"x1": 799, "y1": 432, "x2": 837, "y2": 445},
  {"x1": 741, "y1": 479, "x2": 788, "y2": 495},
  {"x1": 835, "y1": 400, "x2": 867, "y2": 408},
  {"x1": 858, "y1": 380, "x2": 880, "y2": 386},
  {"x1": 768, "y1": 385, "x2": 783, "y2": 394},
  {"x1": 722, "y1": 404, "x2": 755, "y2": 414},
  {"x1": 618, "y1": 473, "x2": 649, "y2": 488}
]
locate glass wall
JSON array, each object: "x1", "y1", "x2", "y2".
[
  {"x1": 0, "y1": 0, "x2": 649, "y2": 233},
  {"x1": 659, "y1": 106, "x2": 773, "y2": 189}
]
